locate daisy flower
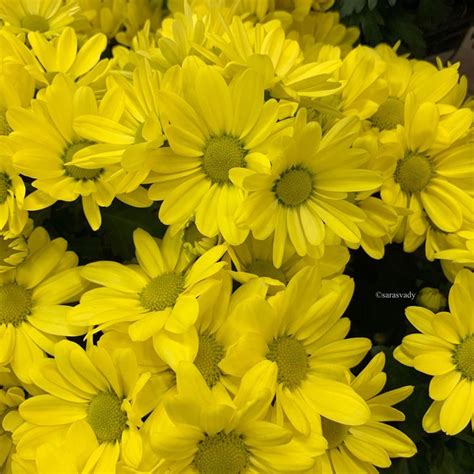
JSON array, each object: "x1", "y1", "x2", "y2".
[
  {"x1": 236, "y1": 112, "x2": 382, "y2": 267},
  {"x1": 220, "y1": 266, "x2": 372, "y2": 435},
  {"x1": 0, "y1": 0, "x2": 81, "y2": 37},
  {"x1": 26, "y1": 27, "x2": 110, "y2": 88},
  {"x1": 151, "y1": 64, "x2": 288, "y2": 244},
  {"x1": 311, "y1": 352, "x2": 416, "y2": 473},
  {"x1": 0, "y1": 226, "x2": 87, "y2": 382},
  {"x1": 15, "y1": 340, "x2": 154, "y2": 471},
  {"x1": 227, "y1": 234, "x2": 349, "y2": 289},
  {"x1": 0, "y1": 220, "x2": 32, "y2": 273},
  {"x1": 379, "y1": 94, "x2": 473, "y2": 234},
  {"x1": 394, "y1": 269, "x2": 474, "y2": 435},
  {"x1": 9, "y1": 74, "x2": 149, "y2": 230},
  {"x1": 150, "y1": 361, "x2": 322, "y2": 472},
  {"x1": 69, "y1": 228, "x2": 227, "y2": 341},
  {"x1": 0, "y1": 152, "x2": 28, "y2": 235}
]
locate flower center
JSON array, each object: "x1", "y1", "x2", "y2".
[
  {"x1": 0, "y1": 173, "x2": 11, "y2": 204},
  {"x1": 453, "y1": 335, "x2": 474, "y2": 380},
  {"x1": 0, "y1": 283, "x2": 32, "y2": 327},
  {"x1": 139, "y1": 272, "x2": 185, "y2": 311},
  {"x1": 370, "y1": 97, "x2": 404, "y2": 130},
  {"x1": 195, "y1": 333, "x2": 224, "y2": 387},
  {"x1": 202, "y1": 136, "x2": 246, "y2": 185},
  {"x1": 266, "y1": 336, "x2": 309, "y2": 389},
  {"x1": 20, "y1": 14, "x2": 50, "y2": 32},
  {"x1": 321, "y1": 416, "x2": 349, "y2": 449},
  {"x1": 87, "y1": 391, "x2": 127, "y2": 443},
  {"x1": 394, "y1": 153, "x2": 433, "y2": 193},
  {"x1": 63, "y1": 142, "x2": 103, "y2": 181},
  {"x1": 274, "y1": 166, "x2": 313, "y2": 207},
  {"x1": 0, "y1": 109, "x2": 12, "y2": 136},
  {"x1": 194, "y1": 431, "x2": 249, "y2": 474},
  {"x1": 246, "y1": 259, "x2": 287, "y2": 283}
]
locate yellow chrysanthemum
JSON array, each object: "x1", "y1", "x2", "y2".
[
  {"x1": 0, "y1": 152, "x2": 28, "y2": 236},
  {"x1": 227, "y1": 234, "x2": 349, "y2": 289},
  {"x1": 150, "y1": 361, "x2": 321, "y2": 472},
  {"x1": 25, "y1": 27, "x2": 110, "y2": 88},
  {"x1": 220, "y1": 267, "x2": 372, "y2": 435},
  {"x1": 15, "y1": 340, "x2": 155, "y2": 471},
  {"x1": 204, "y1": 16, "x2": 342, "y2": 101},
  {"x1": 236, "y1": 112, "x2": 382, "y2": 266},
  {"x1": 0, "y1": 226, "x2": 87, "y2": 382},
  {"x1": 9, "y1": 74, "x2": 150, "y2": 230},
  {"x1": 0, "y1": 0, "x2": 81, "y2": 37},
  {"x1": 0, "y1": 220, "x2": 33, "y2": 273},
  {"x1": 394, "y1": 269, "x2": 474, "y2": 435},
  {"x1": 149, "y1": 64, "x2": 289, "y2": 244},
  {"x1": 379, "y1": 94, "x2": 473, "y2": 234},
  {"x1": 0, "y1": 373, "x2": 25, "y2": 473},
  {"x1": 69, "y1": 228, "x2": 227, "y2": 340},
  {"x1": 310, "y1": 352, "x2": 416, "y2": 473}
]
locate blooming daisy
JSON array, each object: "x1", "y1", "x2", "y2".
[
  {"x1": 150, "y1": 360, "x2": 322, "y2": 472},
  {"x1": 26, "y1": 27, "x2": 110, "y2": 87},
  {"x1": 227, "y1": 234, "x2": 349, "y2": 289},
  {"x1": 394, "y1": 269, "x2": 474, "y2": 435},
  {"x1": 379, "y1": 94, "x2": 473, "y2": 233},
  {"x1": 0, "y1": 0, "x2": 81, "y2": 37},
  {"x1": 0, "y1": 152, "x2": 28, "y2": 236},
  {"x1": 0, "y1": 220, "x2": 32, "y2": 273},
  {"x1": 236, "y1": 111, "x2": 382, "y2": 267},
  {"x1": 220, "y1": 266, "x2": 372, "y2": 435},
  {"x1": 311, "y1": 352, "x2": 417, "y2": 472},
  {"x1": 69, "y1": 228, "x2": 227, "y2": 340},
  {"x1": 0, "y1": 226, "x2": 87, "y2": 382},
  {"x1": 150, "y1": 64, "x2": 288, "y2": 244},
  {"x1": 9, "y1": 74, "x2": 149, "y2": 230},
  {"x1": 15, "y1": 340, "x2": 154, "y2": 471}
]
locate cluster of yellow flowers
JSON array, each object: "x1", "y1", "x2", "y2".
[{"x1": 0, "y1": 0, "x2": 473, "y2": 472}]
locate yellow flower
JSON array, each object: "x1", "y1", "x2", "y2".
[
  {"x1": 69, "y1": 228, "x2": 227, "y2": 340},
  {"x1": 206, "y1": 16, "x2": 342, "y2": 101},
  {"x1": 236, "y1": 112, "x2": 381, "y2": 267},
  {"x1": 0, "y1": 0, "x2": 81, "y2": 37},
  {"x1": 416, "y1": 287, "x2": 447, "y2": 313},
  {"x1": 220, "y1": 267, "x2": 372, "y2": 435},
  {"x1": 0, "y1": 226, "x2": 87, "y2": 382},
  {"x1": 0, "y1": 220, "x2": 32, "y2": 273},
  {"x1": 394, "y1": 269, "x2": 474, "y2": 435},
  {"x1": 311, "y1": 352, "x2": 416, "y2": 472},
  {"x1": 150, "y1": 64, "x2": 287, "y2": 244},
  {"x1": 26, "y1": 27, "x2": 110, "y2": 87},
  {"x1": 150, "y1": 361, "x2": 321, "y2": 472},
  {"x1": 15, "y1": 340, "x2": 154, "y2": 471},
  {"x1": 380, "y1": 94, "x2": 473, "y2": 234},
  {"x1": 9, "y1": 74, "x2": 148, "y2": 230},
  {"x1": 0, "y1": 152, "x2": 28, "y2": 236},
  {"x1": 227, "y1": 234, "x2": 349, "y2": 289}
]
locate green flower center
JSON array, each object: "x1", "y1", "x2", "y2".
[
  {"x1": 0, "y1": 172, "x2": 11, "y2": 204},
  {"x1": 370, "y1": 97, "x2": 404, "y2": 130},
  {"x1": 139, "y1": 272, "x2": 185, "y2": 311},
  {"x1": 20, "y1": 14, "x2": 49, "y2": 32},
  {"x1": 0, "y1": 109, "x2": 12, "y2": 136},
  {"x1": 87, "y1": 391, "x2": 127, "y2": 443},
  {"x1": 0, "y1": 283, "x2": 32, "y2": 327},
  {"x1": 202, "y1": 136, "x2": 246, "y2": 185},
  {"x1": 394, "y1": 153, "x2": 433, "y2": 193},
  {"x1": 321, "y1": 416, "x2": 349, "y2": 449},
  {"x1": 274, "y1": 166, "x2": 313, "y2": 207},
  {"x1": 63, "y1": 142, "x2": 103, "y2": 181},
  {"x1": 266, "y1": 336, "x2": 309, "y2": 389},
  {"x1": 195, "y1": 333, "x2": 224, "y2": 387},
  {"x1": 246, "y1": 259, "x2": 287, "y2": 283},
  {"x1": 195, "y1": 431, "x2": 249, "y2": 474},
  {"x1": 453, "y1": 335, "x2": 474, "y2": 380}
]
